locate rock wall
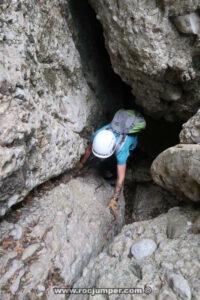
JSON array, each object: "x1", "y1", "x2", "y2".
[
  {"x1": 0, "y1": 0, "x2": 102, "y2": 215},
  {"x1": 89, "y1": 0, "x2": 200, "y2": 121},
  {"x1": 68, "y1": 0, "x2": 126, "y2": 120}
]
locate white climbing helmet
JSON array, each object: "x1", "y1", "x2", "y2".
[{"x1": 92, "y1": 130, "x2": 116, "y2": 159}]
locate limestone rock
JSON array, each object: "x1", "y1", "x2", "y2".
[
  {"x1": 89, "y1": 0, "x2": 200, "y2": 121},
  {"x1": 70, "y1": 208, "x2": 200, "y2": 300},
  {"x1": 0, "y1": 1, "x2": 101, "y2": 215},
  {"x1": 173, "y1": 12, "x2": 200, "y2": 35},
  {"x1": 180, "y1": 109, "x2": 200, "y2": 144},
  {"x1": 0, "y1": 175, "x2": 125, "y2": 299},
  {"x1": 151, "y1": 144, "x2": 200, "y2": 202},
  {"x1": 166, "y1": 272, "x2": 191, "y2": 300}
]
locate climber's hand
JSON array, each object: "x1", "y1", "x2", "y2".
[
  {"x1": 75, "y1": 162, "x2": 84, "y2": 173},
  {"x1": 107, "y1": 197, "x2": 118, "y2": 219}
]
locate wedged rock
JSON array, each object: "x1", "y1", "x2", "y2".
[
  {"x1": 180, "y1": 109, "x2": 200, "y2": 144},
  {"x1": 151, "y1": 144, "x2": 200, "y2": 202},
  {"x1": 70, "y1": 207, "x2": 200, "y2": 300},
  {"x1": 0, "y1": 175, "x2": 125, "y2": 299},
  {"x1": 89, "y1": 0, "x2": 200, "y2": 121},
  {"x1": 173, "y1": 12, "x2": 200, "y2": 35},
  {"x1": 0, "y1": 1, "x2": 101, "y2": 215}
]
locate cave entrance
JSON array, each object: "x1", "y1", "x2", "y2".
[
  {"x1": 68, "y1": 0, "x2": 183, "y2": 224},
  {"x1": 68, "y1": 0, "x2": 182, "y2": 155}
]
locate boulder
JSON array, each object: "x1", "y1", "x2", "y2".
[
  {"x1": 0, "y1": 175, "x2": 125, "y2": 299},
  {"x1": 173, "y1": 12, "x2": 200, "y2": 35},
  {"x1": 0, "y1": 1, "x2": 101, "y2": 215},
  {"x1": 151, "y1": 144, "x2": 200, "y2": 202},
  {"x1": 70, "y1": 207, "x2": 200, "y2": 300},
  {"x1": 89, "y1": 0, "x2": 200, "y2": 121}
]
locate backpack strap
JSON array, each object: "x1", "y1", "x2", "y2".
[
  {"x1": 107, "y1": 127, "x2": 127, "y2": 154},
  {"x1": 115, "y1": 133, "x2": 127, "y2": 154}
]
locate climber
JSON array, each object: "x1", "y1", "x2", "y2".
[{"x1": 76, "y1": 109, "x2": 146, "y2": 219}]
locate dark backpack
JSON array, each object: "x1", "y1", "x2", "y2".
[{"x1": 109, "y1": 109, "x2": 146, "y2": 153}]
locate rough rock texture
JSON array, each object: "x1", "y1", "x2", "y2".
[
  {"x1": 70, "y1": 207, "x2": 200, "y2": 300},
  {"x1": 89, "y1": 0, "x2": 200, "y2": 121},
  {"x1": 68, "y1": 0, "x2": 126, "y2": 120},
  {"x1": 180, "y1": 109, "x2": 200, "y2": 144},
  {"x1": 0, "y1": 1, "x2": 101, "y2": 215},
  {"x1": 0, "y1": 175, "x2": 125, "y2": 299},
  {"x1": 131, "y1": 183, "x2": 179, "y2": 222},
  {"x1": 151, "y1": 144, "x2": 200, "y2": 202},
  {"x1": 125, "y1": 158, "x2": 179, "y2": 222},
  {"x1": 173, "y1": 12, "x2": 200, "y2": 35}
]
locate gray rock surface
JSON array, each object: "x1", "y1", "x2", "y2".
[
  {"x1": 166, "y1": 272, "x2": 191, "y2": 300},
  {"x1": 180, "y1": 109, "x2": 200, "y2": 144},
  {"x1": 0, "y1": 0, "x2": 101, "y2": 215},
  {"x1": 89, "y1": 0, "x2": 200, "y2": 121},
  {"x1": 0, "y1": 175, "x2": 125, "y2": 299},
  {"x1": 70, "y1": 207, "x2": 200, "y2": 300},
  {"x1": 151, "y1": 144, "x2": 200, "y2": 202},
  {"x1": 173, "y1": 12, "x2": 200, "y2": 35}
]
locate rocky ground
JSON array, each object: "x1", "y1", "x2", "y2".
[
  {"x1": 1, "y1": 163, "x2": 199, "y2": 300},
  {"x1": 0, "y1": 170, "x2": 124, "y2": 299},
  {"x1": 70, "y1": 207, "x2": 200, "y2": 300}
]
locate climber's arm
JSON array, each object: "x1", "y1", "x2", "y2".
[
  {"x1": 113, "y1": 163, "x2": 126, "y2": 201},
  {"x1": 107, "y1": 163, "x2": 126, "y2": 219},
  {"x1": 81, "y1": 143, "x2": 92, "y2": 164},
  {"x1": 75, "y1": 143, "x2": 92, "y2": 172}
]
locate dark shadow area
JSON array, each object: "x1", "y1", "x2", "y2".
[
  {"x1": 68, "y1": 0, "x2": 182, "y2": 159},
  {"x1": 139, "y1": 116, "x2": 182, "y2": 158},
  {"x1": 68, "y1": 0, "x2": 136, "y2": 121}
]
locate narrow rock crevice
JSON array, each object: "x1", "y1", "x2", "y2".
[
  {"x1": 67, "y1": 0, "x2": 185, "y2": 225},
  {"x1": 68, "y1": 0, "x2": 137, "y2": 120},
  {"x1": 68, "y1": 0, "x2": 183, "y2": 155}
]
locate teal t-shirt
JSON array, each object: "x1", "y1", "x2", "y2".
[{"x1": 91, "y1": 124, "x2": 138, "y2": 165}]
